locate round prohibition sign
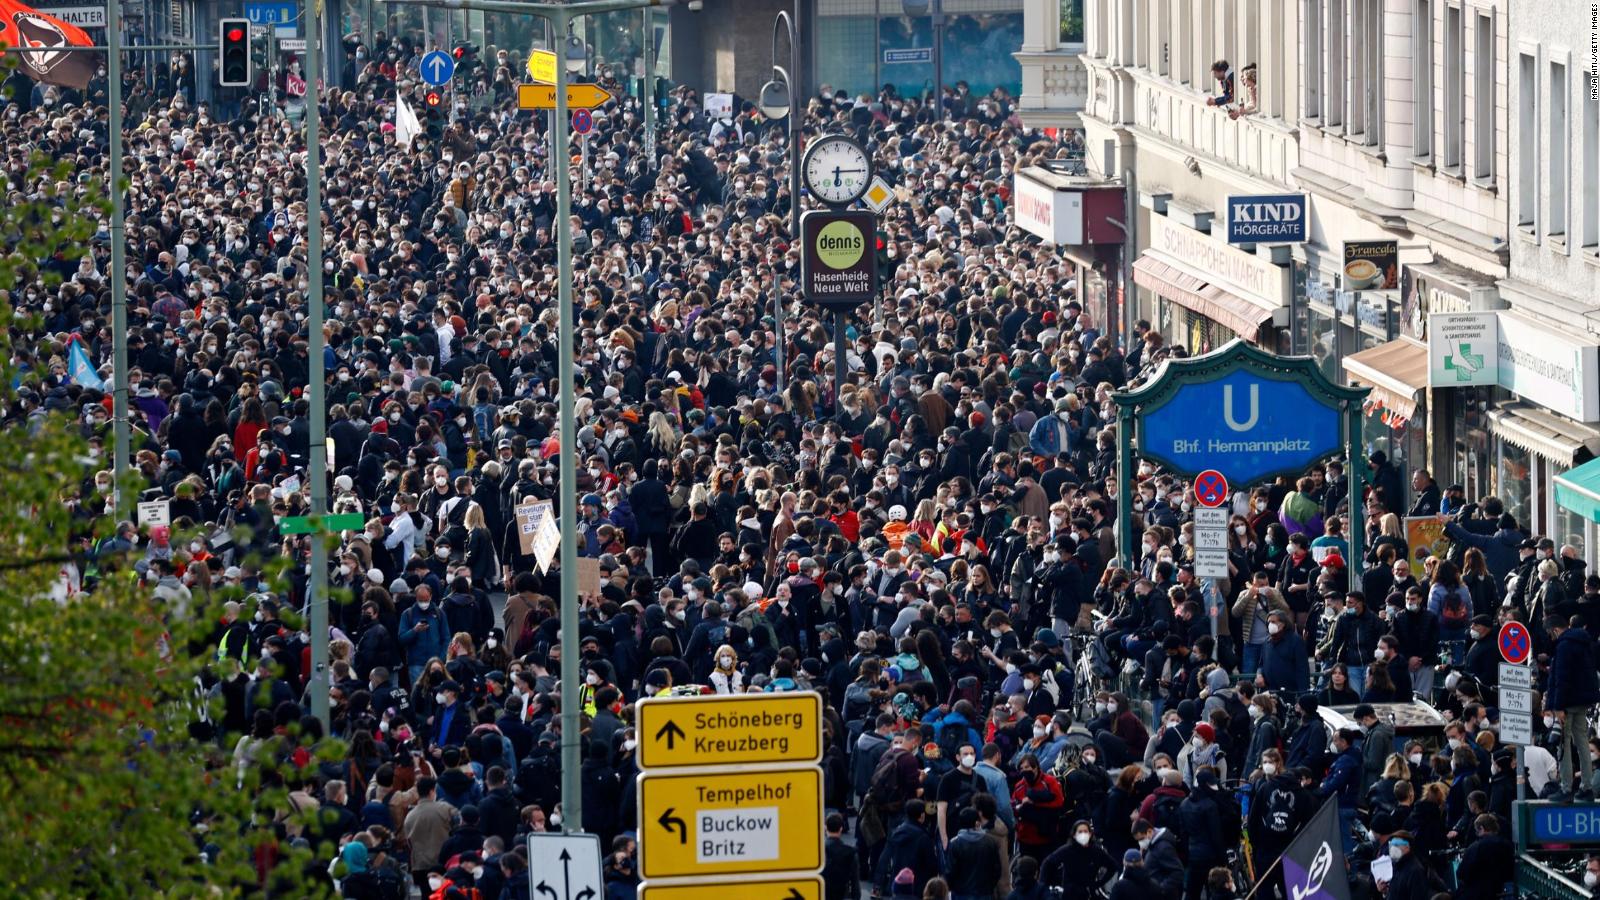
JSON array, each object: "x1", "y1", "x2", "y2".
[
  {"x1": 571, "y1": 108, "x2": 594, "y2": 135},
  {"x1": 1498, "y1": 621, "x2": 1531, "y2": 665},
  {"x1": 1193, "y1": 468, "x2": 1230, "y2": 508}
]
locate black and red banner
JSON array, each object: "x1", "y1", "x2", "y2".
[{"x1": 0, "y1": 0, "x2": 95, "y2": 90}]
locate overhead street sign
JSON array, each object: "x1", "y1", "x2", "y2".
[
  {"x1": 1498, "y1": 621, "x2": 1532, "y2": 665},
  {"x1": 639, "y1": 875, "x2": 824, "y2": 900},
  {"x1": 526, "y1": 832, "x2": 602, "y2": 900},
  {"x1": 637, "y1": 692, "x2": 822, "y2": 770},
  {"x1": 637, "y1": 766, "x2": 823, "y2": 879},
  {"x1": 526, "y1": 48, "x2": 556, "y2": 84},
  {"x1": 420, "y1": 49, "x2": 455, "y2": 86},
  {"x1": 518, "y1": 83, "x2": 613, "y2": 110}
]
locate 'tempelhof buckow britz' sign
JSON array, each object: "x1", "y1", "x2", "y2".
[{"x1": 1226, "y1": 193, "x2": 1308, "y2": 244}]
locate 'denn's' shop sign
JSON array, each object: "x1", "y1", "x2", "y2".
[
  {"x1": 1123, "y1": 340, "x2": 1369, "y2": 486},
  {"x1": 1226, "y1": 193, "x2": 1308, "y2": 244},
  {"x1": 800, "y1": 210, "x2": 877, "y2": 309}
]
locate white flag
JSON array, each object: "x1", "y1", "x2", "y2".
[{"x1": 395, "y1": 92, "x2": 422, "y2": 146}]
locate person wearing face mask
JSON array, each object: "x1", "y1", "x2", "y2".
[
  {"x1": 1038, "y1": 818, "x2": 1114, "y2": 900},
  {"x1": 401, "y1": 776, "x2": 455, "y2": 894},
  {"x1": 1390, "y1": 585, "x2": 1440, "y2": 698},
  {"x1": 1452, "y1": 814, "x2": 1515, "y2": 900},
  {"x1": 1317, "y1": 727, "x2": 1365, "y2": 854},
  {"x1": 1247, "y1": 747, "x2": 1312, "y2": 877},
  {"x1": 1376, "y1": 831, "x2": 1431, "y2": 900},
  {"x1": 398, "y1": 585, "x2": 449, "y2": 686},
  {"x1": 1254, "y1": 610, "x2": 1308, "y2": 695},
  {"x1": 1128, "y1": 817, "x2": 1184, "y2": 900},
  {"x1": 1009, "y1": 754, "x2": 1065, "y2": 862}
]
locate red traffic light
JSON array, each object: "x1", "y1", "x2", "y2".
[
  {"x1": 227, "y1": 27, "x2": 244, "y2": 41},
  {"x1": 425, "y1": 91, "x2": 442, "y2": 106},
  {"x1": 453, "y1": 46, "x2": 465, "y2": 59}
]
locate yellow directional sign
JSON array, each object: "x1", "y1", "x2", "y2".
[
  {"x1": 639, "y1": 874, "x2": 824, "y2": 900},
  {"x1": 525, "y1": 48, "x2": 556, "y2": 84},
  {"x1": 517, "y1": 83, "x2": 613, "y2": 110},
  {"x1": 636, "y1": 691, "x2": 821, "y2": 770},
  {"x1": 637, "y1": 766, "x2": 823, "y2": 879}
]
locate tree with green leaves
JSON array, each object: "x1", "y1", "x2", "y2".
[{"x1": 0, "y1": 67, "x2": 349, "y2": 898}]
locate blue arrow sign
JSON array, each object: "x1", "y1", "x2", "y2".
[{"x1": 420, "y1": 50, "x2": 455, "y2": 87}]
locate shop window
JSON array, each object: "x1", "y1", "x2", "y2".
[
  {"x1": 1555, "y1": 499, "x2": 1589, "y2": 563},
  {"x1": 1498, "y1": 440, "x2": 1533, "y2": 537}
]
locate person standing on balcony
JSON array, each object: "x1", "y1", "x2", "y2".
[
  {"x1": 1205, "y1": 60, "x2": 1235, "y2": 109},
  {"x1": 1228, "y1": 64, "x2": 1258, "y2": 119}
]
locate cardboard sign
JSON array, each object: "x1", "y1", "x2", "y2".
[
  {"x1": 137, "y1": 500, "x2": 170, "y2": 527},
  {"x1": 575, "y1": 556, "x2": 603, "y2": 598}
]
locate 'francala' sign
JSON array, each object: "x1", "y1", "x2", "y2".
[{"x1": 1226, "y1": 193, "x2": 1308, "y2": 244}]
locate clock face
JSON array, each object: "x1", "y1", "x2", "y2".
[{"x1": 802, "y1": 135, "x2": 871, "y2": 206}]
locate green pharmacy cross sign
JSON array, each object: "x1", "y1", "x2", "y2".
[
  {"x1": 1443, "y1": 343, "x2": 1485, "y2": 382},
  {"x1": 1110, "y1": 339, "x2": 1371, "y2": 568},
  {"x1": 279, "y1": 512, "x2": 366, "y2": 535}
]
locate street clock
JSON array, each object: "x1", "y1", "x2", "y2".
[{"x1": 801, "y1": 133, "x2": 872, "y2": 207}]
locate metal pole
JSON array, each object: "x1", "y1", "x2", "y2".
[
  {"x1": 833, "y1": 308, "x2": 847, "y2": 413},
  {"x1": 640, "y1": 6, "x2": 653, "y2": 168},
  {"x1": 931, "y1": 0, "x2": 943, "y2": 121},
  {"x1": 773, "y1": 11, "x2": 797, "y2": 393},
  {"x1": 1346, "y1": 401, "x2": 1366, "y2": 582},
  {"x1": 1116, "y1": 403, "x2": 1133, "y2": 566},
  {"x1": 306, "y1": 0, "x2": 331, "y2": 731},
  {"x1": 1121, "y1": 167, "x2": 1136, "y2": 354},
  {"x1": 108, "y1": 0, "x2": 130, "y2": 519},
  {"x1": 552, "y1": 6, "x2": 582, "y2": 833}
]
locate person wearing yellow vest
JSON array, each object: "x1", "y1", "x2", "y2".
[{"x1": 214, "y1": 599, "x2": 250, "y2": 664}]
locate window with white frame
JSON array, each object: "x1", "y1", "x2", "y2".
[
  {"x1": 1305, "y1": 0, "x2": 1322, "y2": 118},
  {"x1": 1135, "y1": 0, "x2": 1149, "y2": 68},
  {"x1": 1584, "y1": 74, "x2": 1598, "y2": 249},
  {"x1": 1326, "y1": 0, "x2": 1345, "y2": 127},
  {"x1": 1157, "y1": 0, "x2": 1171, "y2": 76},
  {"x1": 1264, "y1": 0, "x2": 1284, "y2": 117},
  {"x1": 1414, "y1": 0, "x2": 1433, "y2": 156},
  {"x1": 1550, "y1": 61, "x2": 1569, "y2": 238},
  {"x1": 1199, "y1": 0, "x2": 1215, "y2": 89},
  {"x1": 1362, "y1": 0, "x2": 1383, "y2": 144},
  {"x1": 1443, "y1": 4, "x2": 1463, "y2": 168},
  {"x1": 1518, "y1": 52, "x2": 1537, "y2": 227},
  {"x1": 1348, "y1": 0, "x2": 1366, "y2": 135},
  {"x1": 1473, "y1": 13, "x2": 1493, "y2": 179}
]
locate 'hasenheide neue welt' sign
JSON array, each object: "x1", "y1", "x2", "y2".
[{"x1": 1226, "y1": 193, "x2": 1308, "y2": 244}]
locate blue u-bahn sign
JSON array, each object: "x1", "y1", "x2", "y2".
[{"x1": 1119, "y1": 340, "x2": 1366, "y2": 487}]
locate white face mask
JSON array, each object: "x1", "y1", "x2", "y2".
[
  {"x1": 1033, "y1": 725, "x2": 1047, "y2": 738},
  {"x1": 1005, "y1": 663, "x2": 1019, "y2": 675},
  {"x1": 1235, "y1": 525, "x2": 1247, "y2": 536},
  {"x1": 1155, "y1": 766, "x2": 1173, "y2": 780},
  {"x1": 1075, "y1": 832, "x2": 1091, "y2": 846},
  {"x1": 1585, "y1": 872, "x2": 1599, "y2": 889},
  {"x1": 549, "y1": 813, "x2": 562, "y2": 828},
  {"x1": 1543, "y1": 715, "x2": 1556, "y2": 729},
  {"x1": 1248, "y1": 705, "x2": 1264, "y2": 719},
  {"x1": 623, "y1": 739, "x2": 638, "y2": 751},
  {"x1": 960, "y1": 754, "x2": 976, "y2": 769},
  {"x1": 1448, "y1": 737, "x2": 1463, "y2": 750},
  {"x1": 1408, "y1": 752, "x2": 1423, "y2": 766},
  {"x1": 1388, "y1": 845, "x2": 1405, "y2": 862},
  {"x1": 1374, "y1": 648, "x2": 1387, "y2": 661},
  {"x1": 1262, "y1": 762, "x2": 1277, "y2": 775},
  {"x1": 429, "y1": 876, "x2": 445, "y2": 891},
  {"x1": 435, "y1": 691, "x2": 449, "y2": 704},
  {"x1": 720, "y1": 655, "x2": 733, "y2": 667},
  {"x1": 1267, "y1": 622, "x2": 1282, "y2": 635},
  {"x1": 1192, "y1": 736, "x2": 1206, "y2": 750}
]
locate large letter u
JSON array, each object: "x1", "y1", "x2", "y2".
[{"x1": 1223, "y1": 384, "x2": 1259, "y2": 432}]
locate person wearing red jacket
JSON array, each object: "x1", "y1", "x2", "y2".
[
  {"x1": 1011, "y1": 752, "x2": 1064, "y2": 860},
  {"x1": 828, "y1": 490, "x2": 860, "y2": 543}
]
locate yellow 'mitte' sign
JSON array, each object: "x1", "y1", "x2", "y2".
[
  {"x1": 639, "y1": 874, "x2": 824, "y2": 900},
  {"x1": 517, "y1": 83, "x2": 613, "y2": 110},
  {"x1": 637, "y1": 766, "x2": 823, "y2": 879},
  {"x1": 635, "y1": 692, "x2": 821, "y2": 769}
]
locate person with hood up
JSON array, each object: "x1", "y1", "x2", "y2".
[
  {"x1": 1038, "y1": 819, "x2": 1115, "y2": 900},
  {"x1": 709, "y1": 643, "x2": 744, "y2": 694}
]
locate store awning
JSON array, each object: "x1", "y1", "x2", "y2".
[
  {"x1": 1487, "y1": 403, "x2": 1600, "y2": 464},
  {"x1": 1555, "y1": 457, "x2": 1600, "y2": 524},
  {"x1": 1131, "y1": 255, "x2": 1276, "y2": 341},
  {"x1": 1342, "y1": 338, "x2": 1429, "y2": 425}
]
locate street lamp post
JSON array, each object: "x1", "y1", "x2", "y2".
[
  {"x1": 763, "y1": 7, "x2": 798, "y2": 393},
  {"x1": 901, "y1": 0, "x2": 944, "y2": 119},
  {"x1": 305, "y1": 0, "x2": 331, "y2": 729},
  {"x1": 377, "y1": 0, "x2": 694, "y2": 833},
  {"x1": 107, "y1": 0, "x2": 130, "y2": 518}
]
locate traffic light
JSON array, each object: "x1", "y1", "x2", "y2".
[
  {"x1": 424, "y1": 90, "x2": 444, "y2": 139},
  {"x1": 452, "y1": 44, "x2": 479, "y2": 77},
  {"x1": 218, "y1": 18, "x2": 252, "y2": 87}
]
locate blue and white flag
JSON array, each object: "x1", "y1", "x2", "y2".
[{"x1": 66, "y1": 337, "x2": 103, "y2": 390}]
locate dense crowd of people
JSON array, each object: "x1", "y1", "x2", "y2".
[{"x1": 4, "y1": 22, "x2": 1600, "y2": 900}]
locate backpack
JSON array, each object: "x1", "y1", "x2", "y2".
[
  {"x1": 1258, "y1": 783, "x2": 1303, "y2": 836},
  {"x1": 866, "y1": 748, "x2": 907, "y2": 813},
  {"x1": 1440, "y1": 587, "x2": 1471, "y2": 628},
  {"x1": 1151, "y1": 791, "x2": 1186, "y2": 839},
  {"x1": 441, "y1": 498, "x2": 470, "y2": 551},
  {"x1": 935, "y1": 718, "x2": 968, "y2": 761}
]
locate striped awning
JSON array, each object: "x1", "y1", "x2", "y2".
[
  {"x1": 1132, "y1": 254, "x2": 1277, "y2": 342},
  {"x1": 1342, "y1": 338, "x2": 1429, "y2": 425}
]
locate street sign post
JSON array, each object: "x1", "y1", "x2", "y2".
[
  {"x1": 1191, "y1": 505, "x2": 1229, "y2": 578},
  {"x1": 1498, "y1": 621, "x2": 1532, "y2": 665},
  {"x1": 420, "y1": 49, "x2": 455, "y2": 86},
  {"x1": 640, "y1": 875, "x2": 824, "y2": 900},
  {"x1": 518, "y1": 83, "x2": 612, "y2": 110},
  {"x1": 638, "y1": 766, "x2": 823, "y2": 879},
  {"x1": 636, "y1": 692, "x2": 822, "y2": 770},
  {"x1": 799, "y1": 209, "x2": 878, "y2": 309},
  {"x1": 526, "y1": 832, "x2": 602, "y2": 900}
]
